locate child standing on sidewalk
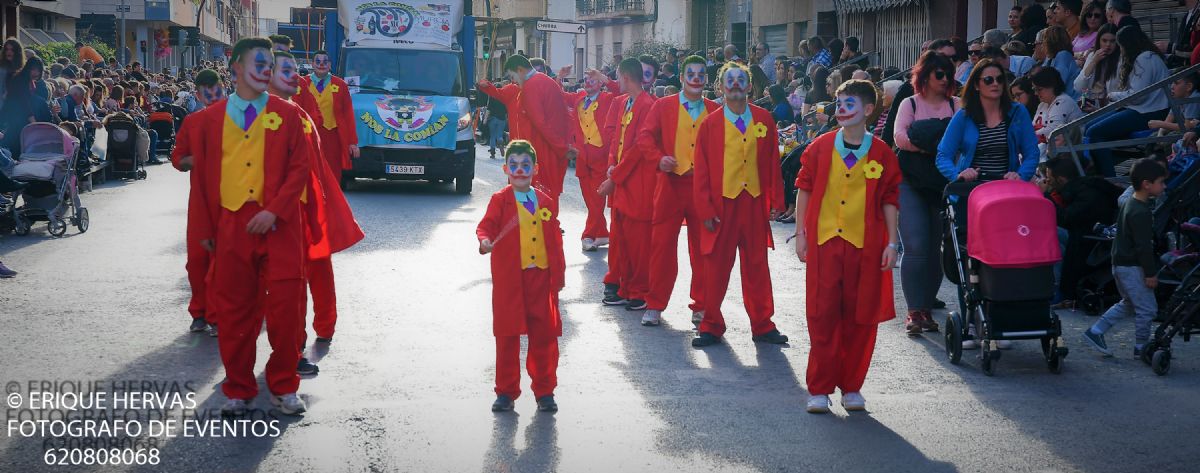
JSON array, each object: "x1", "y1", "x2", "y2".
[{"x1": 1082, "y1": 158, "x2": 1168, "y2": 358}]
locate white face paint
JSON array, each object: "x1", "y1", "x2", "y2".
[
  {"x1": 683, "y1": 63, "x2": 706, "y2": 96},
  {"x1": 197, "y1": 84, "x2": 225, "y2": 106},
  {"x1": 641, "y1": 63, "x2": 656, "y2": 88},
  {"x1": 834, "y1": 94, "x2": 866, "y2": 127},
  {"x1": 270, "y1": 56, "x2": 300, "y2": 97},
  {"x1": 312, "y1": 54, "x2": 332, "y2": 76},
  {"x1": 721, "y1": 67, "x2": 749, "y2": 102},
  {"x1": 236, "y1": 48, "x2": 274, "y2": 95},
  {"x1": 504, "y1": 153, "x2": 536, "y2": 187},
  {"x1": 582, "y1": 76, "x2": 602, "y2": 95}
]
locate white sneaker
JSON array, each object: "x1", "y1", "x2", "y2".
[
  {"x1": 691, "y1": 310, "x2": 704, "y2": 326},
  {"x1": 581, "y1": 238, "x2": 598, "y2": 252},
  {"x1": 641, "y1": 309, "x2": 662, "y2": 326},
  {"x1": 220, "y1": 398, "x2": 249, "y2": 416},
  {"x1": 842, "y1": 392, "x2": 866, "y2": 411},
  {"x1": 593, "y1": 237, "x2": 610, "y2": 247},
  {"x1": 806, "y1": 394, "x2": 831, "y2": 414},
  {"x1": 995, "y1": 340, "x2": 1014, "y2": 350},
  {"x1": 271, "y1": 393, "x2": 307, "y2": 415}
]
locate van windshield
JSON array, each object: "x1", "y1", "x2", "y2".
[{"x1": 340, "y1": 48, "x2": 463, "y2": 96}]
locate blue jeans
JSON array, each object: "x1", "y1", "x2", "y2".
[
  {"x1": 486, "y1": 117, "x2": 506, "y2": 152},
  {"x1": 147, "y1": 129, "x2": 159, "y2": 160},
  {"x1": 1083, "y1": 107, "x2": 1168, "y2": 177},
  {"x1": 1091, "y1": 265, "x2": 1157, "y2": 347},
  {"x1": 898, "y1": 182, "x2": 945, "y2": 311}
]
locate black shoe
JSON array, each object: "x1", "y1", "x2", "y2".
[
  {"x1": 692, "y1": 332, "x2": 722, "y2": 347},
  {"x1": 189, "y1": 318, "x2": 208, "y2": 332},
  {"x1": 491, "y1": 395, "x2": 515, "y2": 412},
  {"x1": 315, "y1": 337, "x2": 332, "y2": 344},
  {"x1": 752, "y1": 329, "x2": 789, "y2": 344},
  {"x1": 206, "y1": 324, "x2": 218, "y2": 338},
  {"x1": 297, "y1": 357, "x2": 320, "y2": 375},
  {"x1": 603, "y1": 293, "x2": 629, "y2": 305},
  {"x1": 603, "y1": 283, "x2": 619, "y2": 298},
  {"x1": 625, "y1": 299, "x2": 647, "y2": 311},
  {"x1": 933, "y1": 298, "x2": 947, "y2": 309},
  {"x1": 536, "y1": 395, "x2": 558, "y2": 412}
]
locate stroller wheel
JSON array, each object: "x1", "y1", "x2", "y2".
[
  {"x1": 945, "y1": 312, "x2": 963, "y2": 364},
  {"x1": 1042, "y1": 338, "x2": 1064, "y2": 374},
  {"x1": 1151, "y1": 349, "x2": 1171, "y2": 376},
  {"x1": 48, "y1": 217, "x2": 67, "y2": 237},
  {"x1": 137, "y1": 169, "x2": 147, "y2": 180},
  {"x1": 980, "y1": 347, "x2": 996, "y2": 376},
  {"x1": 1080, "y1": 292, "x2": 1105, "y2": 316},
  {"x1": 76, "y1": 208, "x2": 89, "y2": 233}
]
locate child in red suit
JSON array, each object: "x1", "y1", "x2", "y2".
[
  {"x1": 794, "y1": 80, "x2": 901, "y2": 414},
  {"x1": 477, "y1": 140, "x2": 566, "y2": 413},
  {"x1": 562, "y1": 70, "x2": 616, "y2": 251}
]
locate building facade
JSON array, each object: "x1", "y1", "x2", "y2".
[{"x1": 78, "y1": 0, "x2": 258, "y2": 72}]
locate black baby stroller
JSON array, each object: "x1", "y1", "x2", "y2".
[
  {"x1": 149, "y1": 102, "x2": 187, "y2": 155},
  {"x1": 9, "y1": 123, "x2": 89, "y2": 237},
  {"x1": 942, "y1": 177, "x2": 1068, "y2": 375},
  {"x1": 1141, "y1": 213, "x2": 1200, "y2": 375},
  {"x1": 105, "y1": 114, "x2": 146, "y2": 180}
]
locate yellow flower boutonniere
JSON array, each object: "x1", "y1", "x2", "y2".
[
  {"x1": 302, "y1": 118, "x2": 313, "y2": 134},
  {"x1": 752, "y1": 122, "x2": 768, "y2": 138},
  {"x1": 262, "y1": 112, "x2": 283, "y2": 131},
  {"x1": 537, "y1": 207, "x2": 553, "y2": 222},
  {"x1": 864, "y1": 160, "x2": 884, "y2": 180},
  {"x1": 330, "y1": 84, "x2": 341, "y2": 93}
]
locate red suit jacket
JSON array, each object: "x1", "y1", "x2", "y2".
[
  {"x1": 693, "y1": 105, "x2": 786, "y2": 255},
  {"x1": 636, "y1": 93, "x2": 720, "y2": 173},
  {"x1": 294, "y1": 105, "x2": 365, "y2": 258},
  {"x1": 296, "y1": 74, "x2": 358, "y2": 169},
  {"x1": 562, "y1": 89, "x2": 614, "y2": 179},
  {"x1": 476, "y1": 185, "x2": 566, "y2": 337},
  {"x1": 479, "y1": 82, "x2": 522, "y2": 138},
  {"x1": 795, "y1": 131, "x2": 901, "y2": 324},
  {"x1": 604, "y1": 92, "x2": 657, "y2": 221},
  {"x1": 184, "y1": 97, "x2": 343, "y2": 280}
]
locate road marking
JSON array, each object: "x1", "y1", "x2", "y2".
[{"x1": 475, "y1": 177, "x2": 492, "y2": 186}]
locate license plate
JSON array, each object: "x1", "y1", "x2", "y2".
[{"x1": 385, "y1": 164, "x2": 424, "y2": 175}]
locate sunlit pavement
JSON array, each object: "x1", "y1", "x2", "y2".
[{"x1": 0, "y1": 143, "x2": 1195, "y2": 472}]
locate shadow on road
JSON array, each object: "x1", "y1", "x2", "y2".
[{"x1": 481, "y1": 413, "x2": 560, "y2": 473}]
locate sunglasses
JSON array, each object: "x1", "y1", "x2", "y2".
[
  {"x1": 1087, "y1": 12, "x2": 1104, "y2": 19},
  {"x1": 968, "y1": 50, "x2": 983, "y2": 56},
  {"x1": 980, "y1": 75, "x2": 1003, "y2": 86},
  {"x1": 934, "y1": 70, "x2": 948, "y2": 80}
]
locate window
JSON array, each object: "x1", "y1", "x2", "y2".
[{"x1": 613, "y1": 41, "x2": 622, "y2": 59}]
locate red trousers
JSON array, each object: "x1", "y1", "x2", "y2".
[
  {"x1": 306, "y1": 257, "x2": 337, "y2": 339},
  {"x1": 495, "y1": 269, "x2": 559, "y2": 399},
  {"x1": 615, "y1": 214, "x2": 651, "y2": 301},
  {"x1": 603, "y1": 209, "x2": 623, "y2": 287},
  {"x1": 578, "y1": 174, "x2": 609, "y2": 240},
  {"x1": 316, "y1": 127, "x2": 346, "y2": 180},
  {"x1": 646, "y1": 174, "x2": 704, "y2": 312},
  {"x1": 805, "y1": 237, "x2": 879, "y2": 395},
  {"x1": 699, "y1": 192, "x2": 777, "y2": 337},
  {"x1": 212, "y1": 205, "x2": 305, "y2": 400},
  {"x1": 185, "y1": 238, "x2": 210, "y2": 321}
]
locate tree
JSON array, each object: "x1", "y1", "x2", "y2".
[
  {"x1": 623, "y1": 39, "x2": 683, "y2": 66},
  {"x1": 30, "y1": 40, "x2": 117, "y2": 65}
]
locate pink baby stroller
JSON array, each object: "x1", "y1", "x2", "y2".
[
  {"x1": 941, "y1": 178, "x2": 1067, "y2": 375},
  {"x1": 9, "y1": 123, "x2": 88, "y2": 237}
]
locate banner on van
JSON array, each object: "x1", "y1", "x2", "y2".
[
  {"x1": 338, "y1": 0, "x2": 464, "y2": 49},
  {"x1": 353, "y1": 93, "x2": 459, "y2": 150}
]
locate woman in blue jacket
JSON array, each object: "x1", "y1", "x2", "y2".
[{"x1": 937, "y1": 58, "x2": 1040, "y2": 183}]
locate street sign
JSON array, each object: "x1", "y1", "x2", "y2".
[
  {"x1": 116, "y1": 5, "x2": 131, "y2": 12},
  {"x1": 535, "y1": 20, "x2": 586, "y2": 35}
]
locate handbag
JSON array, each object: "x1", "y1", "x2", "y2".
[{"x1": 898, "y1": 98, "x2": 952, "y2": 198}]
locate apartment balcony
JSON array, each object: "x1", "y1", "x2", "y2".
[{"x1": 576, "y1": 0, "x2": 651, "y2": 21}]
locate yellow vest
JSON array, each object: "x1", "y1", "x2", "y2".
[
  {"x1": 577, "y1": 98, "x2": 604, "y2": 147},
  {"x1": 816, "y1": 148, "x2": 868, "y2": 248},
  {"x1": 616, "y1": 107, "x2": 633, "y2": 162},
  {"x1": 220, "y1": 112, "x2": 267, "y2": 211},
  {"x1": 309, "y1": 77, "x2": 337, "y2": 130},
  {"x1": 517, "y1": 196, "x2": 549, "y2": 270},
  {"x1": 672, "y1": 102, "x2": 707, "y2": 175},
  {"x1": 721, "y1": 118, "x2": 761, "y2": 198}
]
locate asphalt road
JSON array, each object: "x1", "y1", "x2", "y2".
[{"x1": 0, "y1": 143, "x2": 1197, "y2": 472}]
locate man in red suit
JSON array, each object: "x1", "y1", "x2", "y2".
[
  {"x1": 562, "y1": 70, "x2": 616, "y2": 252},
  {"x1": 477, "y1": 78, "x2": 521, "y2": 141},
  {"x1": 186, "y1": 38, "x2": 313, "y2": 416},
  {"x1": 636, "y1": 55, "x2": 718, "y2": 327},
  {"x1": 691, "y1": 62, "x2": 789, "y2": 347},
  {"x1": 295, "y1": 50, "x2": 359, "y2": 182},
  {"x1": 598, "y1": 58, "x2": 657, "y2": 311},
  {"x1": 171, "y1": 69, "x2": 225, "y2": 336},
  {"x1": 794, "y1": 80, "x2": 900, "y2": 414},
  {"x1": 268, "y1": 50, "x2": 365, "y2": 375},
  {"x1": 499, "y1": 55, "x2": 573, "y2": 198},
  {"x1": 477, "y1": 140, "x2": 565, "y2": 413}
]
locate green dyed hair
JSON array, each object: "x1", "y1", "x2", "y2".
[
  {"x1": 269, "y1": 34, "x2": 293, "y2": 47},
  {"x1": 504, "y1": 55, "x2": 533, "y2": 72},
  {"x1": 230, "y1": 37, "x2": 272, "y2": 64},
  {"x1": 504, "y1": 139, "x2": 537, "y2": 164},
  {"x1": 681, "y1": 55, "x2": 706, "y2": 68},
  {"x1": 617, "y1": 58, "x2": 642, "y2": 81},
  {"x1": 194, "y1": 69, "x2": 220, "y2": 87}
]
